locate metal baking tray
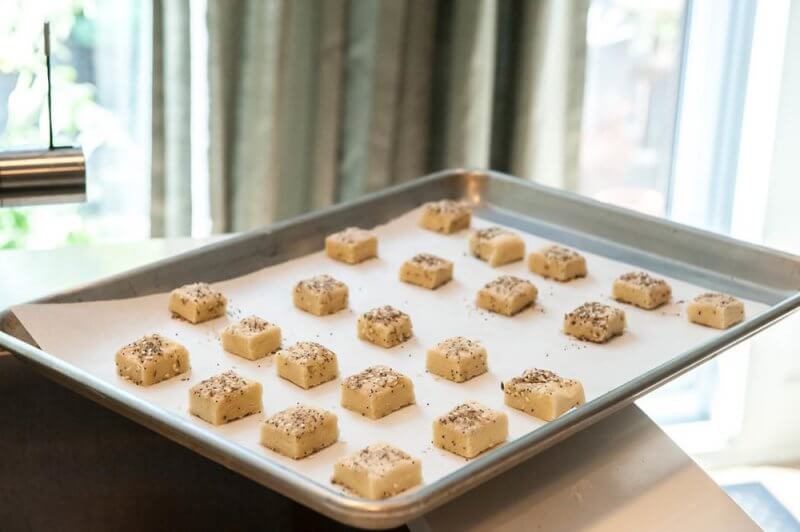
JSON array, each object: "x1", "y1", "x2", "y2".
[{"x1": 2, "y1": 169, "x2": 799, "y2": 529}]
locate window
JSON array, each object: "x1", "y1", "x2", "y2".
[
  {"x1": 0, "y1": 0, "x2": 150, "y2": 248},
  {"x1": 579, "y1": 0, "x2": 686, "y2": 216},
  {"x1": 609, "y1": 0, "x2": 794, "y2": 462},
  {"x1": 579, "y1": 0, "x2": 753, "y2": 448}
]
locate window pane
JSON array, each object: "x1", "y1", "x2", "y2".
[
  {"x1": 0, "y1": 0, "x2": 150, "y2": 249},
  {"x1": 580, "y1": 0, "x2": 686, "y2": 216}
]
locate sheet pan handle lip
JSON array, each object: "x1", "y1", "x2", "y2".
[
  {"x1": 4, "y1": 291, "x2": 800, "y2": 529},
  {"x1": 479, "y1": 168, "x2": 800, "y2": 266},
  {"x1": 479, "y1": 202, "x2": 793, "y2": 305},
  {"x1": 468, "y1": 169, "x2": 800, "y2": 277}
]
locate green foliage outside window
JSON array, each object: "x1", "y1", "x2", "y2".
[
  {"x1": 0, "y1": 210, "x2": 30, "y2": 249},
  {"x1": 0, "y1": 1, "x2": 101, "y2": 249}
]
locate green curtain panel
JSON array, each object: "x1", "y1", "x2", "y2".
[
  {"x1": 150, "y1": 0, "x2": 192, "y2": 237},
  {"x1": 151, "y1": 0, "x2": 589, "y2": 235}
]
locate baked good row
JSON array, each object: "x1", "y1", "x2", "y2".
[
  {"x1": 169, "y1": 199, "x2": 744, "y2": 336},
  {"x1": 168, "y1": 272, "x2": 743, "y2": 351}
]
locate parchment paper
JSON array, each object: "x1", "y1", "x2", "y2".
[{"x1": 12, "y1": 207, "x2": 767, "y2": 496}]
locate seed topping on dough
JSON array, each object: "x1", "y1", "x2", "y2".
[
  {"x1": 332, "y1": 227, "x2": 371, "y2": 244},
  {"x1": 474, "y1": 227, "x2": 512, "y2": 242},
  {"x1": 265, "y1": 405, "x2": 329, "y2": 436},
  {"x1": 231, "y1": 316, "x2": 274, "y2": 334},
  {"x1": 542, "y1": 245, "x2": 581, "y2": 261},
  {"x1": 423, "y1": 199, "x2": 470, "y2": 215},
  {"x1": 435, "y1": 337, "x2": 482, "y2": 359},
  {"x1": 343, "y1": 366, "x2": 405, "y2": 394},
  {"x1": 362, "y1": 305, "x2": 408, "y2": 325},
  {"x1": 295, "y1": 274, "x2": 346, "y2": 294},
  {"x1": 280, "y1": 342, "x2": 336, "y2": 365},
  {"x1": 191, "y1": 371, "x2": 249, "y2": 399},
  {"x1": 618, "y1": 272, "x2": 668, "y2": 288},
  {"x1": 693, "y1": 292, "x2": 738, "y2": 307},
  {"x1": 344, "y1": 443, "x2": 414, "y2": 474},
  {"x1": 503, "y1": 369, "x2": 578, "y2": 396},
  {"x1": 410, "y1": 253, "x2": 449, "y2": 268},
  {"x1": 437, "y1": 402, "x2": 499, "y2": 433},
  {"x1": 121, "y1": 334, "x2": 167, "y2": 362},
  {"x1": 483, "y1": 275, "x2": 531, "y2": 294}
]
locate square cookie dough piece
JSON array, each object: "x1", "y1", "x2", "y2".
[
  {"x1": 469, "y1": 227, "x2": 525, "y2": 267},
  {"x1": 528, "y1": 244, "x2": 587, "y2": 282},
  {"x1": 220, "y1": 316, "x2": 281, "y2": 360},
  {"x1": 419, "y1": 199, "x2": 471, "y2": 234},
  {"x1": 357, "y1": 305, "x2": 413, "y2": 348},
  {"x1": 503, "y1": 368, "x2": 585, "y2": 421},
  {"x1": 332, "y1": 443, "x2": 422, "y2": 499},
  {"x1": 688, "y1": 293, "x2": 745, "y2": 329},
  {"x1": 275, "y1": 341, "x2": 338, "y2": 389},
  {"x1": 433, "y1": 402, "x2": 508, "y2": 459},
  {"x1": 341, "y1": 365, "x2": 415, "y2": 419},
  {"x1": 293, "y1": 274, "x2": 349, "y2": 316},
  {"x1": 116, "y1": 334, "x2": 190, "y2": 386},
  {"x1": 564, "y1": 302, "x2": 626, "y2": 343},
  {"x1": 399, "y1": 253, "x2": 454, "y2": 290},
  {"x1": 325, "y1": 227, "x2": 378, "y2": 264},
  {"x1": 612, "y1": 271, "x2": 672, "y2": 310},
  {"x1": 476, "y1": 275, "x2": 538, "y2": 316},
  {"x1": 261, "y1": 405, "x2": 338, "y2": 459},
  {"x1": 426, "y1": 337, "x2": 488, "y2": 383},
  {"x1": 169, "y1": 282, "x2": 227, "y2": 324},
  {"x1": 189, "y1": 371, "x2": 262, "y2": 425}
]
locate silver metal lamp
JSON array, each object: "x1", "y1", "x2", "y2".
[{"x1": 0, "y1": 22, "x2": 86, "y2": 207}]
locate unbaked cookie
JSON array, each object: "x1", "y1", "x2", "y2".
[
  {"x1": 563, "y1": 302, "x2": 625, "y2": 343},
  {"x1": 341, "y1": 365, "x2": 415, "y2": 419},
  {"x1": 426, "y1": 337, "x2": 488, "y2": 383},
  {"x1": 293, "y1": 274, "x2": 349, "y2": 316},
  {"x1": 220, "y1": 316, "x2": 281, "y2": 360},
  {"x1": 332, "y1": 443, "x2": 422, "y2": 499},
  {"x1": 115, "y1": 334, "x2": 189, "y2": 386},
  {"x1": 357, "y1": 306, "x2": 413, "y2": 348},
  {"x1": 169, "y1": 282, "x2": 227, "y2": 323},
  {"x1": 275, "y1": 341, "x2": 338, "y2": 389},
  {"x1": 261, "y1": 405, "x2": 338, "y2": 459},
  {"x1": 189, "y1": 371, "x2": 262, "y2": 425},
  {"x1": 419, "y1": 199, "x2": 471, "y2": 234},
  {"x1": 325, "y1": 227, "x2": 378, "y2": 264},
  {"x1": 469, "y1": 227, "x2": 525, "y2": 267},
  {"x1": 528, "y1": 244, "x2": 587, "y2": 281},
  {"x1": 688, "y1": 293, "x2": 744, "y2": 329},
  {"x1": 503, "y1": 368, "x2": 585, "y2": 421},
  {"x1": 399, "y1": 253, "x2": 453, "y2": 290},
  {"x1": 433, "y1": 402, "x2": 508, "y2": 459},
  {"x1": 612, "y1": 271, "x2": 671, "y2": 309},
  {"x1": 476, "y1": 275, "x2": 537, "y2": 316}
]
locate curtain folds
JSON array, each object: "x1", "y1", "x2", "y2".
[
  {"x1": 150, "y1": 0, "x2": 192, "y2": 237},
  {"x1": 152, "y1": 0, "x2": 589, "y2": 235},
  {"x1": 207, "y1": 0, "x2": 280, "y2": 232},
  {"x1": 509, "y1": 0, "x2": 588, "y2": 190}
]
